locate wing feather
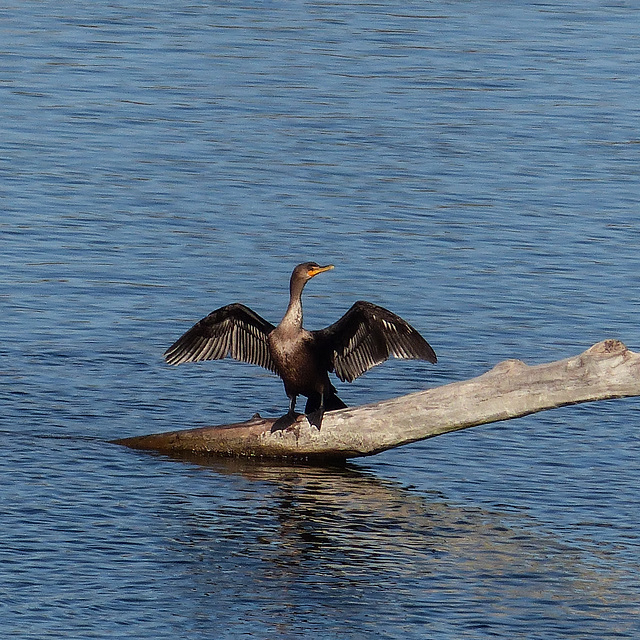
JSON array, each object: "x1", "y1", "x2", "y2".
[
  {"x1": 315, "y1": 300, "x2": 437, "y2": 383},
  {"x1": 163, "y1": 303, "x2": 277, "y2": 372}
]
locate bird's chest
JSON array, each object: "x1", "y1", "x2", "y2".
[{"x1": 269, "y1": 329, "x2": 321, "y2": 392}]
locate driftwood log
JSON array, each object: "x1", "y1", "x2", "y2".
[{"x1": 114, "y1": 340, "x2": 640, "y2": 461}]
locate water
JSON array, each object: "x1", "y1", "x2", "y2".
[{"x1": 2, "y1": 1, "x2": 640, "y2": 638}]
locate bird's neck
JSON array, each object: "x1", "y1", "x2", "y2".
[{"x1": 281, "y1": 277, "x2": 306, "y2": 330}]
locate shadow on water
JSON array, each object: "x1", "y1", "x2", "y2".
[{"x1": 155, "y1": 452, "x2": 639, "y2": 638}]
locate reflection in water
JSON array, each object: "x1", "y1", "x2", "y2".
[{"x1": 161, "y1": 455, "x2": 639, "y2": 639}]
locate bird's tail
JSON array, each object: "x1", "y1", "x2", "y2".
[{"x1": 324, "y1": 393, "x2": 347, "y2": 411}]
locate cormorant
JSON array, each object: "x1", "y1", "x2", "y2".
[{"x1": 163, "y1": 262, "x2": 437, "y2": 430}]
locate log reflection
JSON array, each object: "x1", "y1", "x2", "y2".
[{"x1": 162, "y1": 453, "x2": 636, "y2": 633}]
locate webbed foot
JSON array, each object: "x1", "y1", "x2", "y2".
[
  {"x1": 305, "y1": 408, "x2": 325, "y2": 430},
  {"x1": 271, "y1": 412, "x2": 302, "y2": 432}
]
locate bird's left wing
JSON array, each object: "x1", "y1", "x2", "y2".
[
  {"x1": 315, "y1": 300, "x2": 437, "y2": 383},
  {"x1": 163, "y1": 303, "x2": 277, "y2": 372}
]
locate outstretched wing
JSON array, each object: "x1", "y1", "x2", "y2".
[
  {"x1": 163, "y1": 303, "x2": 277, "y2": 372},
  {"x1": 315, "y1": 301, "x2": 437, "y2": 383}
]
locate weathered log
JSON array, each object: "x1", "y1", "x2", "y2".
[{"x1": 114, "y1": 340, "x2": 640, "y2": 461}]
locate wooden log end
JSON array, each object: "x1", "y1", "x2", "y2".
[
  {"x1": 586, "y1": 339, "x2": 627, "y2": 356},
  {"x1": 112, "y1": 413, "x2": 359, "y2": 462}
]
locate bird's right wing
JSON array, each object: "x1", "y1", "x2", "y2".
[{"x1": 163, "y1": 303, "x2": 277, "y2": 372}]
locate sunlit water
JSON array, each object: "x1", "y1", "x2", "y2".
[{"x1": 2, "y1": 2, "x2": 640, "y2": 638}]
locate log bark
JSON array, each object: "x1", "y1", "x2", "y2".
[{"x1": 114, "y1": 340, "x2": 640, "y2": 461}]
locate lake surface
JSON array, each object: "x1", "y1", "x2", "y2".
[{"x1": 2, "y1": 1, "x2": 640, "y2": 638}]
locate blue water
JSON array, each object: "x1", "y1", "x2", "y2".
[{"x1": 2, "y1": 1, "x2": 640, "y2": 638}]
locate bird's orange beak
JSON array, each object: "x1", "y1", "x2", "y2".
[{"x1": 308, "y1": 264, "x2": 334, "y2": 277}]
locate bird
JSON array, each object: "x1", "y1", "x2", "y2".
[{"x1": 163, "y1": 262, "x2": 437, "y2": 431}]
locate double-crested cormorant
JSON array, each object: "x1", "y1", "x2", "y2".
[{"x1": 164, "y1": 262, "x2": 437, "y2": 430}]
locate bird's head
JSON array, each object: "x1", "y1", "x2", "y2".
[
  {"x1": 293, "y1": 262, "x2": 335, "y2": 283},
  {"x1": 289, "y1": 262, "x2": 334, "y2": 296}
]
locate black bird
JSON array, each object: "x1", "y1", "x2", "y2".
[{"x1": 163, "y1": 262, "x2": 437, "y2": 430}]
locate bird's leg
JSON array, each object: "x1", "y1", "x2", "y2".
[
  {"x1": 305, "y1": 392, "x2": 325, "y2": 430},
  {"x1": 271, "y1": 394, "x2": 302, "y2": 432}
]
